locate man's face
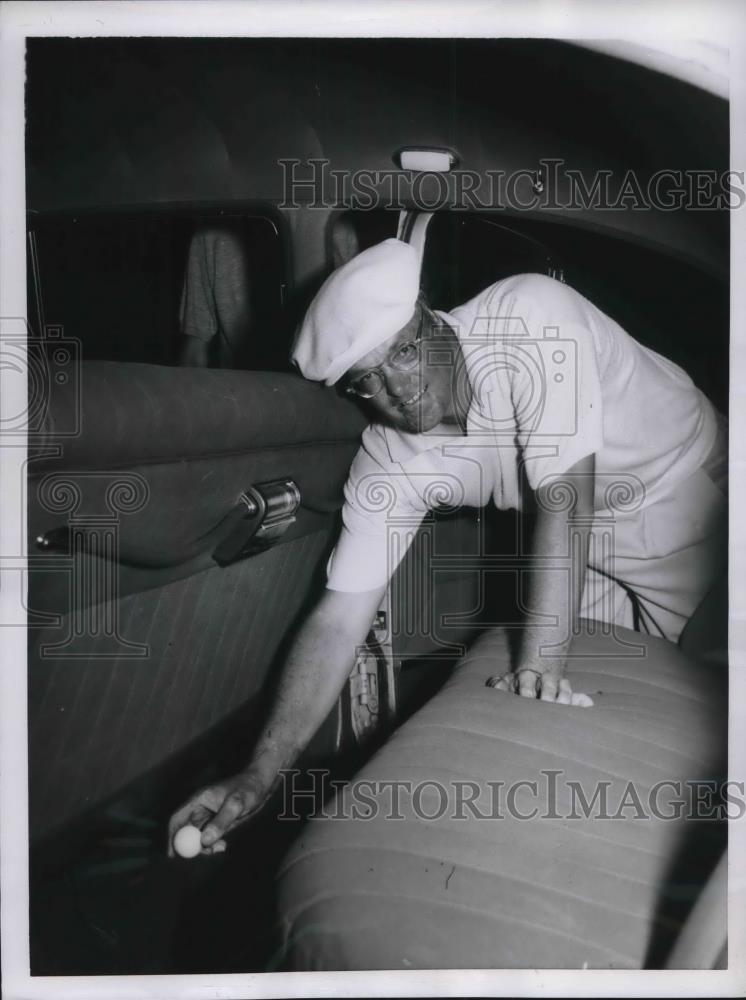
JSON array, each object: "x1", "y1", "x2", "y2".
[{"x1": 345, "y1": 304, "x2": 465, "y2": 434}]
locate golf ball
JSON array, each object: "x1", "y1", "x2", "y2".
[{"x1": 173, "y1": 823, "x2": 203, "y2": 858}]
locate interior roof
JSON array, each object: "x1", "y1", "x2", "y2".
[{"x1": 25, "y1": 37, "x2": 728, "y2": 276}]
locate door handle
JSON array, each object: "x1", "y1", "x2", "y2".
[
  {"x1": 35, "y1": 478, "x2": 302, "y2": 568},
  {"x1": 212, "y1": 478, "x2": 301, "y2": 566}
]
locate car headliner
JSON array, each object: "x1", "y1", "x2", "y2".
[{"x1": 25, "y1": 37, "x2": 728, "y2": 277}]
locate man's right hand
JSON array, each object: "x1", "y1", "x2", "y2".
[
  {"x1": 166, "y1": 587, "x2": 387, "y2": 858},
  {"x1": 167, "y1": 769, "x2": 268, "y2": 857}
]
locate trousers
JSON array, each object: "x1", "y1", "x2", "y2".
[{"x1": 581, "y1": 414, "x2": 728, "y2": 643}]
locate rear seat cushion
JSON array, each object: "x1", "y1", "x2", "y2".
[{"x1": 276, "y1": 621, "x2": 726, "y2": 970}]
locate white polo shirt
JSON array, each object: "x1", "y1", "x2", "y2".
[{"x1": 326, "y1": 273, "x2": 719, "y2": 593}]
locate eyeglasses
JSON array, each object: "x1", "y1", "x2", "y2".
[{"x1": 345, "y1": 311, "x2": 425, "y2": 399}]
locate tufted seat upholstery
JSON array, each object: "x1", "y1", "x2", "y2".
[{"x1": 276, "y1": 622, "x2": 726, "y2": 969}]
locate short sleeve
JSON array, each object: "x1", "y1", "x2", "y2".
[
  {"x1": 500, "y1": 281, "x2": 604, "y2": 490},
  {"x1": 326, "y1": 437, "x2": 428, "y2": 593}
]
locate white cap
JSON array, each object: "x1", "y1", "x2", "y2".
[{"x1": 291, "y1": 238, "x2": 421, "y2": 386}]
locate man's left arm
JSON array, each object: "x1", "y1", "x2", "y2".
[{"x1": 506, "y1": 453, "x2": 595, "y2": 704}]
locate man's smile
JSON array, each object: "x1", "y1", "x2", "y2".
[{"x1": 400, "y1": 384, "x2": 427, "y2": 409}]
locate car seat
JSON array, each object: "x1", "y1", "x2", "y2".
[{"x1": 275, "y1": 586, "x2": 728, "y2": 969}]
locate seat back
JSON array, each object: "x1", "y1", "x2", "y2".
[{"x1": 277, "y1": 622, "x2": 727, "y2": 970}]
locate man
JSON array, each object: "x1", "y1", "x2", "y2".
[
  {"x1": 168, "y1": 237, "x2": 727, "y2": 856},
  {"x1": 178, "y1": 224, "x2": 254, "y2": 368}
]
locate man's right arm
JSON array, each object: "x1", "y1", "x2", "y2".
[{"x1": 167, "y1": 584, "x2": 386, "y2": 855}]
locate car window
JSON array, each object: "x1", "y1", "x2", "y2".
[{"x1": 27, "y1": 213, "x2": 288, "y2": 370}]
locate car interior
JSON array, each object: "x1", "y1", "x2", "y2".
[{"x1": 24, "y1": 35, "x2": 728, "y2": 974}]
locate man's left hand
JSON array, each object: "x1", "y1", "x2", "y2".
[{"x1": 487, "y1": 669, "x2": 594, "y2": 707}]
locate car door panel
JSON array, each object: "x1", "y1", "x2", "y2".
[
  {"x1": 27, "y1": 362, "x2": 367, "y2": 843},
  {"x1": 28, "y1": 530, "x2": 338, "y2": 843},
  {"x1": 28, "y1": 360, "x2": 486, "y2": 845}
]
